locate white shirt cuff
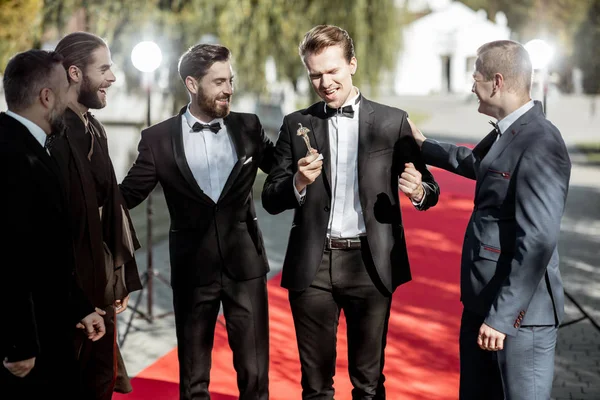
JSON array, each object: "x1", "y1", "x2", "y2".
[
  {"x1": 411, "y1": 183, "x2": 429, "y2": 207},
  {"x1": 293, "y1": 173, "x2": 306, "y2": 205}
]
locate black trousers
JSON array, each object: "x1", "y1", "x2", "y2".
[
  {"x1": 173, "y1": 272, "x2": 269, "y2": 400},
  {"x1": 289, "y1": 247, "x2": 392, "y2": 400}
]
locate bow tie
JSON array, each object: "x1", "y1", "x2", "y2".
[
  {"x1": 325, "y1": 105, "x2": 354, "y2": 119},
  {"x1": 489, "y1": 120, "x2": 501, "y2": 135},
  {"x1": 192, "y1": 122, "x2": 221, "y2": 133}
]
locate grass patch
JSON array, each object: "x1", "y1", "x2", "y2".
[
  {"x1": 405, "y1": 111, "x2": 430, "y2": 125},
  {"x1": 574, "y1": 142, "x2": 600, "y2": 163}
]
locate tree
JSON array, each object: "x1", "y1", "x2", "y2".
[
  {"x1": 0, "y1": 0, "x2": 44, "y2": 72},
  {"x1": 1, "y1": 0, "x2": 401, "y2": 112},
  {"x1": 574, "y1": 0, "x2": 600, "y2": 94}
]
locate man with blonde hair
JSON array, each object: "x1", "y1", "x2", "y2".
[
  {"x1": 262, "y1": 25, "x2": 439, "y2": 399},
  {"x1": 409, "y1": 40, "x2": 570, "y2": 399}
]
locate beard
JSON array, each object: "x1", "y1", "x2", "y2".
[
  {"x1": 78, "y1": 75, "x2": 106, "y2": 110},
  {"x1": 48, "y1": 107, "x2": 66, "y2": 136},
  {"x1": 196, "y1": 90, "x2": 230, "y2": 119}
]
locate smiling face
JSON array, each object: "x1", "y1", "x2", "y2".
[
  {"x1": 471, "y1": 67, "x2": 496, "y2": 117},
  {"x1": 303, "y1": 45, "x2": 357, "y2": 109},
  {"x1": 188, "y1": 60, "x2": 234, "y2": 121},
  {"x1": 78, "y1": 45, "x2": 115, "y2": 110}
]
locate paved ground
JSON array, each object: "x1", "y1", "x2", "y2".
[{"x1": 117, "y1": 94, "x2": 600, "y2": 399}]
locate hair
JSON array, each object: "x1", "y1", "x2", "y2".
[
  {"x1": 475, "y1": 40, "x2": 532, "y2": 94},
  {"x1": 3, "y1": 49, "x2": 65, "y2": 111},
  {"x1": 298, "y1": 25, "x2": 355, "y2": 63},
  {"x1": 178, "y1": 44, "x2": 231, "y2": 83},
  {"x1": 55, "y1": 31, "x2": 107, "y2": 80}
]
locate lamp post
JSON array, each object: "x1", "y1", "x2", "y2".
[
  {"x1": 525, "y1": 39, "x2": 554, "y2": 114},
  {"x1": 131, "y1": 41, "x2": 162, "y2": 321}
]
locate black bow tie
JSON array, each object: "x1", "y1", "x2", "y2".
[
  {"x1": 192, "y1": 122, "x2": 221, "y2": 133},
  {"x1": 489, "y1": 120, "x2": 501, "y2": 136},
  {"x1": 325, "y1": 105, "x2": 354, "y2": 119}
]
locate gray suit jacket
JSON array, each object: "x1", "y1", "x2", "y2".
[{"x1": 421, "y1": 101, "x2": 570, "y2": 336}]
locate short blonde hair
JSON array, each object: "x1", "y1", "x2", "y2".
[
  {"x1": 299, "y1": 25, "x2": 355, "y2": 63},
  {"x1": 476, "y1": 40, "x2": 532, "y2": 94}
]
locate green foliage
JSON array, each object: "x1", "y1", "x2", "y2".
[
  {"x1": 575, "y1": 0, "x2": 600, "y2": 94},
  {"x1": 1, "y1": 0, "x2": 400, "y2": 109},
  {"x1": 0, "y1": 0, "x2": 44, "y2": 72}
]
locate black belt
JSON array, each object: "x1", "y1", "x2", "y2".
[{"x1": 326, "y1": 237, "x2": 363, "y2": 250}]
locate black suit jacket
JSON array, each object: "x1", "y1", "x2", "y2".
[
  {"x1": 120, "y1": 107, "x2": 275, "y2": 288},
  {"x1": 421, "y1": 101, "x2": 569, "y2": 336},
  {"x1": 0, "y1": 113, "x2": 92, "y2": 387},
  {"x1": 262, "y1": 97, "x2": 439, "y2": 293}
]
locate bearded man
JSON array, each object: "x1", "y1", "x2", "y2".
[
  {"x1": 119, "y1": 43, "x2": 275, "y2": 400},
  {"x1": 52, "y1": 32, "x2": 142, "y2": 400}
]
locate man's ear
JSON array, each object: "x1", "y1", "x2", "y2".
[
  {"x1": 185, "y1": 76, "x2": 198, "y2": 95},
  {"x1": 68, "y1": 65, "x2": 82, "y2": 83},
  {"x1": 493, "y1": 72, "x2": 504, "y2": 92},
  {"x1": 39, "y1": 87, "x2": 54, "y2": 109}
]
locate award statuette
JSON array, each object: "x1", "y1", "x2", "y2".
[
  {"x1": 296, "y1": 123, "x2": 324, "y2": 161},
  {"x1": 297, "y1": 123, "x2": 313, "y2": 156}
]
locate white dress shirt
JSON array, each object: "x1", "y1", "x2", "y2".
[
  {"x1": 182, "y1": 106, "x2": 237, "y2": 203},
  {"x1": 295, "y1": 89, "x2": 366, "y2": 238},
  {"x1": 6, "y1": 110, "x2": 49, "y2": 153},
  {"x1": 496, "y1": 100, "x2": 535, "y2": 140}
]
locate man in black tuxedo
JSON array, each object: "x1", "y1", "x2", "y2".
[
  {"x1": 409, "y1": 40, "x2": 570, "y2": 400},
  {"x1": 0, "y1": 49, "x2": 106, "y2": 400},
  {"x1": 120, "y1": 44, "x2": 274, "y2": 400},
  {"x1": 262, "y1": 25, "x2": 439, "y2": 399}
]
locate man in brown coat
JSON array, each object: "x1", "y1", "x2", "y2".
[{"x1": 52, "y1": 32, "x2": 142, "y2": 399}]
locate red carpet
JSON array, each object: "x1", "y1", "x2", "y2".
[{"x1": 115, "y1": 167, "x2": 475, "y2": 400}]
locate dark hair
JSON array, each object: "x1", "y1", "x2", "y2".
[
  {"x1": 476, "y1": 40, "x2": 532, "y2": 93},
  {"x1": 299, "y1": 25, "x2": 355, "y2": 63},
  {"x1": 3, "y1": 49, "x2": 65, "y2": 111},
  {"x1": 55, "y1": 31, "x2": 107, "y2": 79},
  {"x1": 178, "y1": 44, "x2": 231, "y2": 83}
]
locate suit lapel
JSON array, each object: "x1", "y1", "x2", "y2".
[
  {"x1": 475, "y1": 103, "x2": 541, "y2": 197},
  {"x1": 218, "y1": 113, "x2": 247, "y2": 202},
  {"x1": 310, "y1": 105, "x2": 332, "y2": 196},
  {"x1": 357, "y1": 99, "x2": 375, "y2": 182},
  {"x1": 170, "y1": 107, "x2": 214, "y2": 205}
]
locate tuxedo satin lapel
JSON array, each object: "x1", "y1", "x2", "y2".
[
  {"x1": 357, "y1": 100, "x2": 375, "y2": 182},
  {"x1": 219, "y1": 114, "x2": 247, "y2": 202},
  {"x1": 309, "y1": 109, "x2": 331, "y2": 196},
  {"x1": 171, "y1": 111, "x2": 214, "y2": 205}
]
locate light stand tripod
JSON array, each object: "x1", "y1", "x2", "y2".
[{"x1": 119, "y1": 53, "x2": 173, "y2": 346}]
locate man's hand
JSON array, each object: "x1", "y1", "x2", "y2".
[
  {"x1": 76, "y1": 310, "x2": 106, "y2": 342},
  {"x1": 399, "y1": 162, "x2": 424, "y2": 203},
  {"x1": 478, "y1": 323, "x2": 506, "y2": 351},
  {"x1": 3, "y1": 357, "x2": 35, "y2": 377},
  {"x1": 295, "y1": 149, "x2": 323, "y2": 193},
  {"x1": 407, "y1": 118, "x2": 426, "y2": 148},
  {"x1": 114, "y1": 295, "x2": 130, "y2": 315}
]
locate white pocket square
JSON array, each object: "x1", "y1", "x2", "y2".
[{"x1": 243, "y1": 157, "x2": 253, "y2": 165}]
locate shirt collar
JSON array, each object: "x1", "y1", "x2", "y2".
[
  {"x1": 322, "y1": 87, "x2": 361, "y2": 115},
  {"x1": 184, "y1": 104, "x2": 224, "y2": 131},
  {"x1": 5, "y1": 110, "x2": 47, "y2": 148},
  {"x1": 497, "y1": 100, "x2": 534, "y2": 134}
]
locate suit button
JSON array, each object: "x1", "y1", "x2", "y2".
[{"x1": 324, "y1": 206, "x2": 330, "y2": 212}]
